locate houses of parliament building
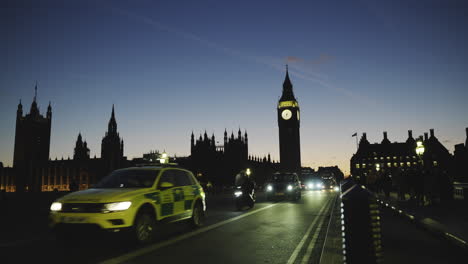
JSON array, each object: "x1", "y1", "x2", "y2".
[{"x1": 0, "y1": 86, "x2": 127, "y2": 192}]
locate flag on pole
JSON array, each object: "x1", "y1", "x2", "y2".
[{"x1": 352, "y1": 132, "x2": 357, "y2": 137}]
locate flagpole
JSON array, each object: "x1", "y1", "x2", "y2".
[{"x1": 356, "y1": 133, "x2": 359, "y2": 152}]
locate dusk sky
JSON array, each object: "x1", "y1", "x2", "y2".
[{"x1": 1, "y1": 0, "x2": 467, "y2": 175}]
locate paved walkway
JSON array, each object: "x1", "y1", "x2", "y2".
[{"x1": 375, "y1": 191, "x2": 468, "y2": 250}]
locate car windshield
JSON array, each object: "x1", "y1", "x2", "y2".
[
  {"x1": 95, "y1": 169, "x2": 159, "y2": 188},
  {"x1": 270, "y1": 174, "x2": 296, "y2": 182}
]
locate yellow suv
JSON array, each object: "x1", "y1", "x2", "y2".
[{"x1": 49, "y1": 166, "x2": 206, "y2": 243}]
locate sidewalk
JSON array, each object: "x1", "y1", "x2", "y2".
[{"x1": 375, "y1": 191, "x2": 468, "y2": 250}]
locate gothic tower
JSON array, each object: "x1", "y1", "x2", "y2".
[
  {"x1": 101, "y1": 105, "x2": 124, "y2": 175},
  {"x1": 13, "y1": 84, "x2": 52, "y2": 192},
  {"x1": 74, "y1": 133, "x2": 90, "y2": 161},
  {"x1": 277, "y1": 66, "x2": 301, "y2": 173}
]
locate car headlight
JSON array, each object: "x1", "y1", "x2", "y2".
[
  {"x1": 104, "y1": 201, "x2": 132, "y2": 212},
  {"x1": 50, "y1": 202, "x2": 62, "y2": 211},
  {"x1": 334, "y1": 186, "x2": 340, "y2": 192},
  {"x1": 234, "y1": 191, "x2": 243, "y2": 197},
  {"x1": 287, "y1": 185, "x2": 293, "y2": 191},
  {"x1": 308, "y1": 183, "x2": 313, "y2": 189},
  {"x1": 266, "y1": 185, "x2": 273, "y2": 192}
]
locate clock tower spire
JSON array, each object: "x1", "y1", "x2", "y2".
[{"x1": 277, "y1": 66, "x2": 301, "y2": 174}]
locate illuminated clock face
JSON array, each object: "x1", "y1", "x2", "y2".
[{"x1": 281, "y1": 109, "x2": 292, "y2": 120}]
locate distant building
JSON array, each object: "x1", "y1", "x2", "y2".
[
  {"x1": 453, "y1": 128, "x2": 468, "y2": 183},
  {"x1": 277, "y1": 67, "x2": 301, "y2": 174},
  {"x1": 1, "y1": 97, "x2": 129, "y2": 192},
  {"x1": 101, "y1": 105, "x2": 125, "y2": 175},
  {"x1": 350, "y1": 129, "x2": 453, "y2": 201},
  {"x1": 186, "y1": 129, "x2": 279, "y2": 186},
  {"x1": 13, "y1": 85, "x2": 52, "y2": 192}
]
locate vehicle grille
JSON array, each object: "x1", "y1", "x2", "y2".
[{"x1": 61, "y1": 203, "x2": 104, "y2": 213}]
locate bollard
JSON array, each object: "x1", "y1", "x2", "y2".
[{"x1": 340, "y1": 180, "x2": 383, "y2": 263}]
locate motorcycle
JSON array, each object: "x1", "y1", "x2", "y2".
[{"x1": 234, "y1": 185, "x2": 255, "y2": 211}]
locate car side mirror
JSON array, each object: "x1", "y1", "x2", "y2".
[{"x1": 159, "y1": 182, "x2": 174, "y2": 190}]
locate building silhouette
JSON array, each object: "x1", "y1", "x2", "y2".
[
  {"x1": 0, "y1": 100, "x2": 128, "y2": 192},
  {"x1": 13, "y1": 85, "x2": 52, "y2": 192},
  {"x1": 277, "y1": 66, "x2": 301, "y2": 174},
  {"x1": 351, "y1": 129, "x2": 453, "y2": 202},
  {"x1": 186, "y1": 129, "x2": 279, "y2": 186},
  {"x1": 453, "y1": 128, "x2": 468, "y2": 182},
  {"x1": 101, "y1": 105, "x2": 125, "y2": 174}
]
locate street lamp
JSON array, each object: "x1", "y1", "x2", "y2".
[
  {"x1": 416, "y1": 139, "x2": 425, "y2": 157},
  {"x1": 246, "y1": 168, "x2": 251, "y2": 176},
  {"x1": 159, "y1": 152, "x2": 168, "y2": 164}
]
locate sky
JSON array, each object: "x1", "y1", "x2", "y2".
[{"x1": 1, "y1": 0, "x2": 467, "y2": 175}]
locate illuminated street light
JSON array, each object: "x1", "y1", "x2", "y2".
[
  {"x1": 159, "y1": 152, "x2": 169, "y2": 164},
  {"x1": 246, "y1": 168, "x2": 251, "y2": 176},
  {"x1": 416, "y1": 139, "x2": 425, "y2": 156}
]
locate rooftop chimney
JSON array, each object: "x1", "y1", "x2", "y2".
[
  {"x1": 430, "y1": 128, "x2": 435, "y2": 138},
  {"x1": 408, "y1": 130, "x2": 413, "y2": 138},
  {"x1": 383, "y1": 131, "x2": 388, "y2": 139},
  {"x1": 424, "y1": 132, "x2": 429, "y2": 141},
  {"x1": 363, "y1": 133, "x2": 367, "y2": 140}
]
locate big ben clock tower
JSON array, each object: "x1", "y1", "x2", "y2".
[{"x1": 278, "y1": 66, "x2": 301, "y2": 173}]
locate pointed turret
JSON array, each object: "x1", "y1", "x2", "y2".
[
  {"x1": 30, "y1": 83, "x2": 40, "y2": 117},
  {"x1": 108, "y1": 105, "x2": 117, "y2": 135},
  {"x1": 381, "y1": 131, "x2": 390, "y2": 144},
  {"x1": 17, "y1": 99, "x2": 23, "y2": 118},
  {"x1": 47, "y1": 101, "x2": 52, "y2": 120},
  {"x1": 465, "y1": 127, "x2": 468, "y2": 148},
  {"x1": 238, "y1": 128, "x2": 241, "y2": 139},
  {"x1": 280, "y1": 65, "x2": 296, "y2": 101}
]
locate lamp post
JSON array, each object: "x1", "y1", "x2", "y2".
[
  {"x1": 415, "y1": 138, "x2": 425, "y2": 206},
  {"x1": 159, "y1": 152, "x2": 169, "y2": 164},
  {"x1": 416, "y1": 139, "x2": 425, "y2": 160}
]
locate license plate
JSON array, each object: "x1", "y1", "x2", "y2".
[
  {"x1": 62, "y1": 216, "x2": 87, "y2": 223},
  {"x1": 276, "y1": 193, "x2": 284, "y2": 196}
]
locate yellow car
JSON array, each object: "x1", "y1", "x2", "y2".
[{"x1": 49, "y1": 166, "x2": 206, "y2": 243}]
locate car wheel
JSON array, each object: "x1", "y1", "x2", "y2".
[
  {"x1": 190, "y1": 201, "x2": 205, "y2": 228},
  {"x1": 133, "y1": 210, "x2": 155, "y2": 244}
]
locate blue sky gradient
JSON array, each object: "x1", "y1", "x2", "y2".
[{"x1": 1, "y1": 0, "x2": 467, "y2": 174}]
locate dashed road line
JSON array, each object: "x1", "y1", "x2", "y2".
[{"x1": 286, "y1": 197, "x2": 332, "y2": 264}]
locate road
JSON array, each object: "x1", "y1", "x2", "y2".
[{"x1": 1, "y1": 190, "x2": 338, "y2": 264}]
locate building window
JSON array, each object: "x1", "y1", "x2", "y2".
[
  {"x1": 387, "y1": 163, "x2": 392, "y2": 167},
  {"x1": 387, "y1": 156, "x2": 391, "y2": 160},
  {"x1": 356, "y1": 164, "x2": 360, "y2": 169},
  {"x1": 394, "y1": 163, "x2": 398, "y2": 167},
  {"x1": 363, "y1": 164, "x2": 366, "y2": 168},
  {"x1": 400, "y1": 162, "x2": 404, "y2": 167},
  {"x1": 433, "y1": 161, "x2": 438, "y2": 166},
  {"x1": 407, "y1": 162, "x2": 411, "y2": 167}
]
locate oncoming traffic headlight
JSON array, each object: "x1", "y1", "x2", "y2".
[
  {"x1": 234, "y1": 191, "x2": 243, "y2": 197},
  {"x1": 308, "y1": 183, "x2": 313, "y2": 189},
  {"x1": 266, "y1": 185, "x2": 273, "y2": 192},
  {"x1": 287, "y1": 185, "x2": 293, "y2": 191}
]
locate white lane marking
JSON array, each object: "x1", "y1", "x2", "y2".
[
  {"x1": 100, "y1": 203, "x2": 280, "y2": 264},
  {"x1": 286, "y1": 197, "x2": 332, "y2": 264},
  {"x1": 301, "y1": 201, "x2": 330, "y2": 263}
]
